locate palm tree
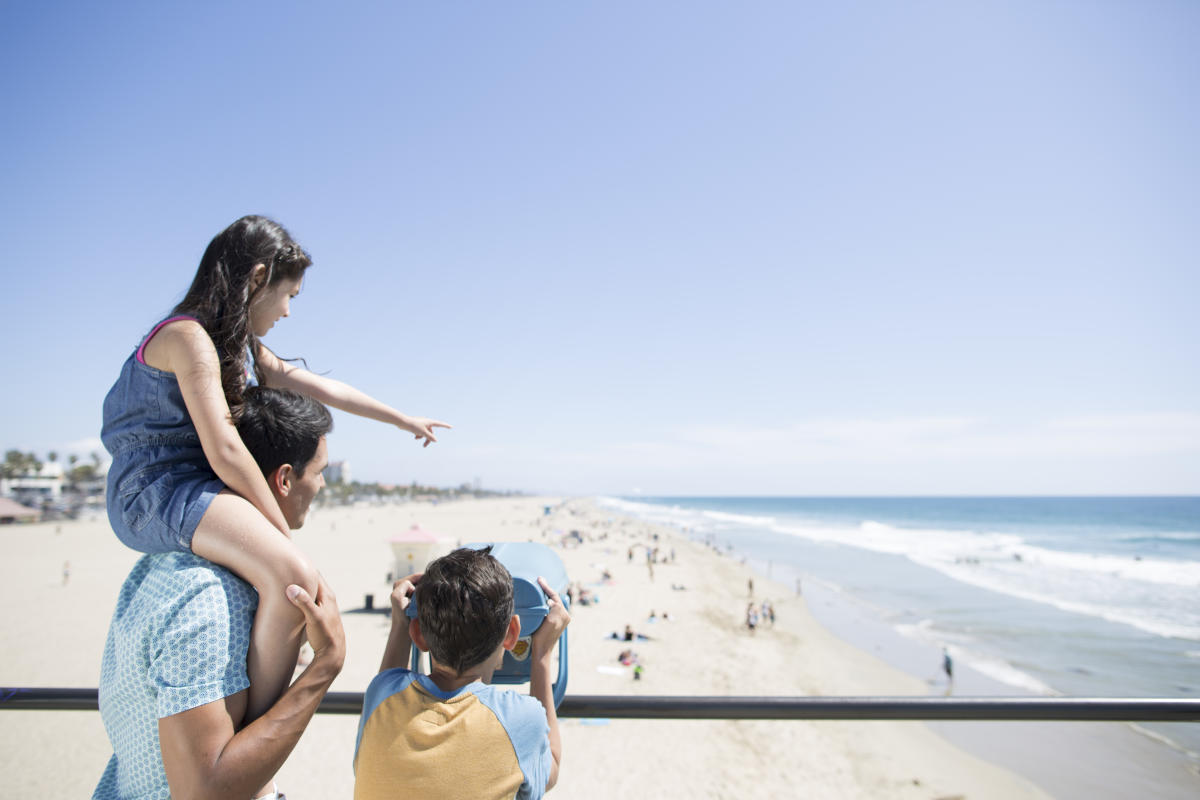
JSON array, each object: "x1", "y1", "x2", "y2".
[{"x1": 1, "y1": 450, "x2": 21, "y2": 479}]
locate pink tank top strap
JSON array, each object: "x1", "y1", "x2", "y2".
[{"x1": 136, "y1": 315, "x2": 199, "y2": 365}]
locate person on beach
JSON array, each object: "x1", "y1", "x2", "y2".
[
  {"x1": 355, "y1": 547, "x2": 570, "y2": 800},
  {"x1": 95, "y1": 387, "x2": 344, "y2": 800},
  {"x1": 608, "y1": 626, "x2": 653, "y2": 642},
  {"x1": 100, "y1": 215, "x2": 449, "y2": 725}
]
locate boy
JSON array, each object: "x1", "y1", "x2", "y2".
[{"x1": 354, "y1": 547, "x2": 570, "y2": 800}]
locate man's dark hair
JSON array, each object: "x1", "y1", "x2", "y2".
[
  {"x1": 415, "y1": 547, "x2": 514, "y2": 674},
  {"x1": 236, "y1": 386, "x2": 333, "y2": 477}
]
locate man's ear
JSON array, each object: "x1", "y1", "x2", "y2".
[
  {"x1": 410, "y1": 618, "x2": 429, "y2": 653},
  {"x1": 268, "y1": 464, "x2": 294, "y2": 497},
  {"x1": 501, "y1": 615, "x2": 521, "y2": 651}
]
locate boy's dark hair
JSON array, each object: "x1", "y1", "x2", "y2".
[
  {"x1": 415, "y1": 547, "x2": 514, "y2": 674},
  {"x1": 236, "y1": 386, "x2": 333, "y2": 478}
]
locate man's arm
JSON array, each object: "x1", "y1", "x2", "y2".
[
  {"x1": 159, "y1": 576, "x2": 345, "y2": 800},
  {"x1": 379, "y1": 574, "x2": 421, "y2": 672},
  {"x1": 529, "y1": 577, "x2": 570, "y2": 792}
]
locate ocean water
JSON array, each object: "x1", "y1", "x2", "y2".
[{"x1": 598, "y1": 495, "x2": 1200, "y2": 763}]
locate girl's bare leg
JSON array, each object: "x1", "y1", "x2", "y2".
[{"x1": 191, "y1": 490, "x2": 319, "y2": 722}]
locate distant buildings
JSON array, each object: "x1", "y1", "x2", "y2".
[
  {"x1": 1, "y1": 455, "x2": 107, "y2": 518},
  {"x1": 0, "y1": 461, "x2": 65, "y2": 506},
  {"x1": 323, "y1": 460, "x2": 350, "y2": 485}
]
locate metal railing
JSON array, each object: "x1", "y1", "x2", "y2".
[{"x1": 4, "y1": 688, "x2": 1199, "y2": 722}]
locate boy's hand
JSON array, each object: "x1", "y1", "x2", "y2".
[
  {"x1": 390, "y1": 573, "x2": 422, "y2": 618},
  {"x1": 531, "y1": 577, "x2": 571, "y2": 659},
  {"x1": 378, "y1": 574, "x2": 422, "y2": 673}
]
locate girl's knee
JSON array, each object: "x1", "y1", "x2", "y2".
[{"x1": 265, "y1": 548, "x2": 318, "y2": 595}]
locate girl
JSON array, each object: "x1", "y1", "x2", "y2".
[{"x1": 102, "y1": 215, "x2": 449, "y2": 722}]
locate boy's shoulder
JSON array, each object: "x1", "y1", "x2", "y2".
[
  {"x1": 469, "y1": 683, "x2": 547, "y2": 720},
  {"x1": 363, "y1": 670, "x2": 547, "y2": 735},
  {"x1": 362, "y1": 668, "x2": 421, "y2": 710}
]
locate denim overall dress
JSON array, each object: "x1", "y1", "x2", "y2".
[{"x1": 101, "y1": 317, "x2": 225, "y2": 553}]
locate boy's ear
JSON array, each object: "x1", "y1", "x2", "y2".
[
  {"x1": 410, "y1": 618, "x2": 429, "y2": 653},
  {"x1": 501, "y1": 615, "x2": 521, "y2": 651}
]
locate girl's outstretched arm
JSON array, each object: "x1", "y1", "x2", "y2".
[
  {"x1": 147, "y1": 320, "x2": 291, "y2": 534},
  {"x1": 256, "y1": 345, "x2": 451, "y2": 446}
]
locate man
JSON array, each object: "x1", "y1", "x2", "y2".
[{"x1": 94, "y1": 387, "x2": 341, "y2": 800}]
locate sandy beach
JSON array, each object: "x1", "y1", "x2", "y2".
[{"x1": 1, "y1": 496, "x2": 1057, "y2": 798}]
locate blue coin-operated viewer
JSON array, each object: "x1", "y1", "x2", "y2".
[{"x1": 406, "y1": 542, "x2": 571, "y2": 708}]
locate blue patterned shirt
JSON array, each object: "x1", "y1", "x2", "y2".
[{"x1": 93, "y1": 552, "x2": 257, "y2": 800}]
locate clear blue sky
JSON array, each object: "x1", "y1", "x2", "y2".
[{"x1": 2, "y1": 2, "x2": 1197, "y2": 495}]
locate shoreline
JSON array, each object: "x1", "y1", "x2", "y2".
[
  {"x1": 628, "y1": 499, "x2": 1200, "y2": 798},
  {"x1": 2, "y1": 496, "x2": 1189, "y2": 796}
]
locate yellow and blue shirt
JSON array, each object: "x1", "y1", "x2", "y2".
[{"x1": 354, "y1": 669, "x2": 551, "y2": 800}]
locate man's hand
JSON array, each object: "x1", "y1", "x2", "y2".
[
  {"x1": 162, "y1": 574, "x2": 345, "y2": 800},
  {"x1": 530, "y1": 577, "x2": 571, "y2": 659},
  {"x1": 390, "y1": 573, "x2": 422, "y2": 618},
  {"x1": 285, "y1": 574, "x2": 345, "y2": 672}
]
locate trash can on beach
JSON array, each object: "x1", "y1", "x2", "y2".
[{"x1": 406, "y1": 542, "x2": 570, "y2": 708}]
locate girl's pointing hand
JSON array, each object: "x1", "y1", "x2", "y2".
[{"x1": 400, "y1": 416, "x2": 452, "y2": 447}]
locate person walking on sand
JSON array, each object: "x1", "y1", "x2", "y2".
[
  {"x1": 761, "y1": 599, "x2": 774, "y2": 627},
  {"x1": 746, "y1": 602, "x2": 759, "y2": 635},
  {"x1": 942, "y1": 647, "x2": 954, "y2": 689},
  {"x1": 101, "y1": 216, "x2": 450, "y2": 729}
]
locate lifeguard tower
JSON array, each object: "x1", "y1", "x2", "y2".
[{"x1": 389, "y1": 524, "x2": 440, "y2": 580}]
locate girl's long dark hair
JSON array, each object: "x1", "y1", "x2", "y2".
[{"x1": 173, "y1": 215, "x2": 311, "y2": 417}]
